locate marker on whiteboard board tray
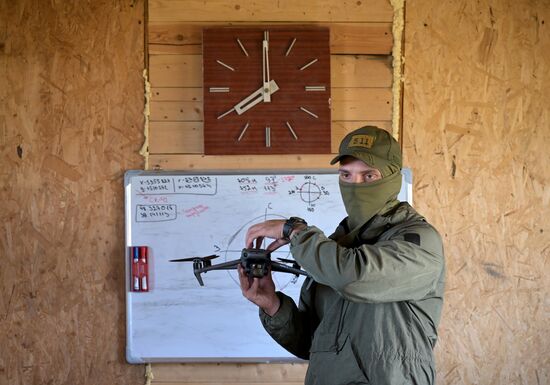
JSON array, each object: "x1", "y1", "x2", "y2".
[
  {"x1": 129, "y1": 246, "x2": 150, "y2": 292},
  {"x1": 132, "y1": 247, "x2": 140, "y2": 291},
  {"x1": 139, "y1": 246, "x2": 149, "y2": 292},
  {"x1": 133, "y1": 246, "x2": 139, "y2": 263}
]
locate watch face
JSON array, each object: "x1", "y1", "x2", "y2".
[{"x1": 203, "y1": 27, "x2": 331, "y2": 155}]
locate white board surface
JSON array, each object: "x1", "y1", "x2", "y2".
[{"x1": 125, "y1": 169, "x2": 412, "y2": 363}]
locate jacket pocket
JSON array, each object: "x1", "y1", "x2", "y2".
[{"x1": 306, "y1": 333, "x2": 369, "y2": 385}]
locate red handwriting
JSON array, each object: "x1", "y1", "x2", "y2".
[
  {"x1": 141, "y1": 195, "x2": 169, "y2": 204},
  {"x1": 281, "y1": 175, "x2": 295, "y2": 182},
  {"x1": 184, "y1": 205, "x2": 209, "y2": 218}
]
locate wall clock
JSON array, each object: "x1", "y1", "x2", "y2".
[{"x1": 203, "y1": 26, "x2": 331, "y2": 155}]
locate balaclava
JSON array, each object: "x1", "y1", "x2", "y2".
[{"x1": 330, "y1": 126, "x2": 403, "y2": 230}]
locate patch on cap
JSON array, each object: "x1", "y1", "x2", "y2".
[{"x1": 348, "y1": 134, "x2": 375, "y2": 149}]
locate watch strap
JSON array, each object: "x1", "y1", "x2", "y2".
[{"x1": 282, "y1": 217, "x2": 307, "y2": 240}]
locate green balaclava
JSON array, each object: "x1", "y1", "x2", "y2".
[{"x1": 331, "y1": 126, "x2": 403, "y2": 230}]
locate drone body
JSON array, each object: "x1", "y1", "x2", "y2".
[{"x1": 170, "y1": 248, "x2": 309, "y2": 286}]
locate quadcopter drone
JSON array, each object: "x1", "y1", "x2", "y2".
[{"x1": 170, "y1": 248, "x2": 310, "y2": 286}]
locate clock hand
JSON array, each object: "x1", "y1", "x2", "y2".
[
  {"x1": 262, "y1": 31, "x2": 271, "y2": 103},
  {"x1": 234, "y1": 79, "x2": 279, "y2": 115}
]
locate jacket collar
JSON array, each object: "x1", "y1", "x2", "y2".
[{"x1": 333, "y1": 202, "x2": 424, "y2": 246}]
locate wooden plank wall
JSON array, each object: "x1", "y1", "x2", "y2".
[{"x1": 147, "y1": 0, "x2": 395, "y2": 170}]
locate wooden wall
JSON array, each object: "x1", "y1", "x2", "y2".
[
  {"x1": 148, "y1": 0, "x2": 550, "y2": 384},
  {"x1": 403, "y1": 0, "x2": 549, "y2": 384},
  {"x1": 0, "y1": 1, "x2": 145, "y2": 384},
  {"x1": 2, "y1": 0, "x2": 548, "y2": 384},
  {"x1": 146, "y1": 0, "x2": 395, "y2": 169}
]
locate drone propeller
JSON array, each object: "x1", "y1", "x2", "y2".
[
  {"x1": 271, "y1": 261, "x2": 309, "y2": 278},
  {"x1": 169, "y1": 254, "x2": 219, "y2": 263}
]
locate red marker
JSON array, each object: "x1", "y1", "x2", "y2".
[{"x1": 140, "y1": 246, "x2": 149, "y2": 291}]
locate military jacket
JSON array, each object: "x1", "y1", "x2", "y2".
[{"x1": 260, "y1": 202, "x2": 445, "y2": 385}]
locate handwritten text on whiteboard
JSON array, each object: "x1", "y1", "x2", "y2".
[
  {"x1": 135, "y1": 176, "x2": 217, "y2": 195},
  {"x1": 136, "y1": 204, "x2": 177, "y2": 222}
]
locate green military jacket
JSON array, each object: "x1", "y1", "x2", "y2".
[{"x1": 260, "y1": 202, "x2": 445, "y2": 385}]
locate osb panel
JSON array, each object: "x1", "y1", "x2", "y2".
[
  {"x1": 0, "y1": 1, "x2": 145, "y2": 385},
  {"x1": 402, "y1": 0, "x2": 549, "y2": 384}
]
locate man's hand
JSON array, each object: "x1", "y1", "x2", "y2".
[
  {"x1": 238, "y1": 265, "x2": 280, "y2": 316},
  {"x1": 245, "y1": 219, "x2": 289, "y2": 251}
]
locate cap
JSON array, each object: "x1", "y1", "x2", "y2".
[{"x1": 330, "y1": 126, "x2": 402, "y2": 177}]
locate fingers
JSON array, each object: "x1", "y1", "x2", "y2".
[
  {"x1": 245, "y1": 220, "x2": 286, "y2": 249},
  {"x1": 255, "y1": 236, "x2": 264, "y2": 249},
  {"x1": 250, "y1": 276, "x2": 260, "y2": 292},
  {"x1": 245, "y1": 222, "x2": 268, "y2": 248},
  {"x1": 245, "y1": 225, "x2": 258, "y2": 248},
  {"x1": 266, "y1": 238, "x2": 289, "y2": 252},
  {"x1": 238, "y1": 263, "x2": 280, "y2": 312},
  {"x1": 238, "y1": 265, "x2": 250, "y2": 292}
]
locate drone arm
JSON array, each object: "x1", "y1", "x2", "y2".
[
  {"x1": 198, "y1": 259, "x2": 241, "y2": 271},
  {"x1": 193, "y1": 259, "x2": 241, "y2": 285},
  {"x1": 271, "y1": 261, "x2": 310, "y2": 277}
]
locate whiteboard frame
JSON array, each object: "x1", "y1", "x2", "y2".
[{"x1": 124, "y1": 168, "x2": 412, "y2": 363}]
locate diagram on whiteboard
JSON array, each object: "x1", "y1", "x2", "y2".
[{"x1": 288, "y1": 175, "x2": 331, "y2": 211}]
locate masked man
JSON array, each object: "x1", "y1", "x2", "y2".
[{"x1": 239, "y1": 126, "x2": 445, "y2": 385}]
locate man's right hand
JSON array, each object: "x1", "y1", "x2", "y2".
[{"x1": 238, "y1": 265, "x2": 280, "y2": 316}]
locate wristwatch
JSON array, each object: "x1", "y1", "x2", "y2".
[{"x1": 282, "y1": 217, "x2": 308, "y2": 240}]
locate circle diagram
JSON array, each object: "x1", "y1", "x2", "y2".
[{"x1": 298, "y1": 182, "x2": 322, "y2": 205}]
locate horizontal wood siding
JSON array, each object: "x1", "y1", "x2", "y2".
[
  {"x1": 149, "y1": 22, "x2": 393, "y2": 55},
  {"x1": 149, "y1": 0, "x2": 393, "y2": 22},
  {"x1": 146, "y1": 0, "x2": 394, "y2": 170}
]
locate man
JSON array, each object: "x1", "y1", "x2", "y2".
[{"x1": 239, "y1": 126, "x2": 445, "y2": 385}]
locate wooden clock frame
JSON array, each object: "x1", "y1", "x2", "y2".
[{"x1": 202, "y1": 26, "x2": 331, "y2": 155}]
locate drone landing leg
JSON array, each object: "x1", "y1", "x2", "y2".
[{"x1": 193, "y1": 268, "x2": 205, "y2": 286}]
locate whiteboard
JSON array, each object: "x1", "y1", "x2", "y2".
[{"x1": 125, "y1": 169, "x2": 412, "y2": 363}]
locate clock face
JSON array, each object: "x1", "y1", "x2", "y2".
[{"x1": 203, "y1": 27, "x2": 331, "y2": 155}]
